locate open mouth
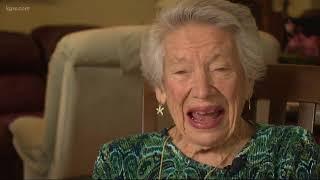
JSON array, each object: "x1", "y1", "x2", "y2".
[{"x1": 186, "y1": 105, "x2": 225, "y2": 129}]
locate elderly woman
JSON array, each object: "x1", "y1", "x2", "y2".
[{"x1": 93, "y1": 0, "x2": 320, "y2": 179}]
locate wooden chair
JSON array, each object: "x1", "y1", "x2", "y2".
[
  {"x1": 253, "y1": 64, "x2": 320, "y2": 132},
  {"x1": 143, "y1": 64, "x2": 320, "y2": 133}
]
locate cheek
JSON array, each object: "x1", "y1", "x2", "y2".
[
  {"x1": 164, "y1": 78, "x2": 189, "y2": 126},
  {"x1": 165, "y1": 79, "x2": 187, "y2": 104},
  {"x1": 215, "y1": 79, "x2": 239, "y2": 103}
]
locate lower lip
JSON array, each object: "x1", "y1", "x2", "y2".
[{"x1": 187, "y1": 111, "x2": 224, "y2": 129}]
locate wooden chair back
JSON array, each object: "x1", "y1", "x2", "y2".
[{"x1": 253, "y1": 64, "x2": 320, "y2": 132}]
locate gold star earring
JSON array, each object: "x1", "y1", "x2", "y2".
[{"x1": 156, "y1": 104, "x2": 164, "y2": 116}]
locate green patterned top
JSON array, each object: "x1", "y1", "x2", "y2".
[{"x1": 92, "y1": 124, "x2": 320, "y2": 179}]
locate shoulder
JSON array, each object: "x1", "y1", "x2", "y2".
[
  {"x1": 92, "y1": 132, "x2": 164, "y2": 179},
  {"x1": 255, "y1": 124, "x2": 320, "y2": 178},
  {"x1": 256, "y1": 123, "x2": 314, "y2": 143},
  {"x1": 101, "y1": 132, "x2": 164, "y2": 154},
  {"x1": 252, "y1": 123, "x2": 318, "y2": 156},
  {"x1": 254, "y1": 124, "x2": 320, "y2": 162}
]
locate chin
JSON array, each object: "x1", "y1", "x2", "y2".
[{"x1": 184, "y1": 121, "x2": 231, "y2": 148}]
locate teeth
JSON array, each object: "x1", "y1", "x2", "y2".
[
  {"x1": 196, "y1": 112, "x2": 207, "y2": 115},
  {"x1": 191, "y1": 110, "x2": 222, "y2": 120},
  {"x1": 195, "y1": 111, "x2": 215, "y2": 115}
]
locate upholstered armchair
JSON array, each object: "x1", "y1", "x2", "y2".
[{"x1": 9, "y1": 25, "x2": 148, "y2": 179}]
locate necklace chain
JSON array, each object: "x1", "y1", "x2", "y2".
[{"x1": 158, "y1": 136, "x2": 170, "y2": 180}]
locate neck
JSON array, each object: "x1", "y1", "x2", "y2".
[{"x1": 169, "y1": 119, "x2": 255, "y2": 168}]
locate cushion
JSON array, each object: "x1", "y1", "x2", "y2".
[
  {"x1": 55, "y1": 25, "x2": 148, "y2": 73},
  {"x1": 0, "y1": 74, "x2": 45, "y2": 113},
  {"x1": 259, "y1": 31, "x2": 281, "y2": 65},
  {"x1": 9, "y1": 116, "x2": 44, "y2": 149},
  {"x1": 0, "y1": 112, "x2": 43, "y2": 126},
  {"x1": 9, "y1": 116, "x2": 47, "y2": 176},
  {"x1": 0, "y1": 31, "x2": 43, "y2": 73},
  {"x1": 31, "y1": 25, "x2": 98, "y2": 66}
]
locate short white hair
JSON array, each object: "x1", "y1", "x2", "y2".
[{"x1": 140, "y1": 0, "x2": 265, "y2": 87}]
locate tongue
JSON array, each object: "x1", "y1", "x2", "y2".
[
  {"x1": 189, "y1": 111, "x2": 223, "y2": 129},
  {"x1": 192, "y1": 112, "x2": 219, "y2": 122}
]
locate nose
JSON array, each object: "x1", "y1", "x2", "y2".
[{"x1": 192, "y1": 70, "x2": 212, "y2": 99}]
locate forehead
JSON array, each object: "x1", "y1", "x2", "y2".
[{"x1": 163, "y1": 23, "x2": 237, "y2": 62}]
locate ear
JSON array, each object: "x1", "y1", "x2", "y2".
[{"x1": 155, "y1": 85, "x2": 166, "y2": 104}]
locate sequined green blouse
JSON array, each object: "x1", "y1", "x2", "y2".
[{"x1": 92, "y1": 124, "x2": 320, "y2": 179}]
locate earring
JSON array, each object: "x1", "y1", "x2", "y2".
[
  {"x1": 156, "y1": 104, "x2": 164, "y2": 116},
  {"x1": 248, "y1": 98, "x2": 251, "y2": 111}
]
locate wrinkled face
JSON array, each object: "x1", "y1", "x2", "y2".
[{"x1": 156, "y1": 23, "x2": 252, "y2": 148}]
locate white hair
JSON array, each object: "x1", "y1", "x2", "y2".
[{"x1": 140, "y1": 0, "x2": 265, "y2": 88}]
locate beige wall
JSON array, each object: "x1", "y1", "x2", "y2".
[
  {"x1": 273, "y1": 0, "x2": 320, "y2": 17},
  {"x1": 288, "y1": 0, "x2": 312, "y2": 17},
  {"x1": 0, "y1": 0, "x2": 157, "y2": 33},
  {"x1": 312, "y1": 0, "x2": 320, "y2": 8}
]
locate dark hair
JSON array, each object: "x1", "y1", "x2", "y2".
[
  {"x1": 227, "y1": 0, "x2": 261, "y2": 26},
  {"x1": 291, "y1": 9, "x2": 320, "y2": 36}
]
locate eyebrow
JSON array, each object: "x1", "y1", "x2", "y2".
[
  {"x1": 167, "y1": 51, "x2": 223, "y2": 63},
  {"x1": 165, "y1": 56, "x2": 189, "y2": 65},
  {"x1": 208, "y1": 53, "x2": 221, "y2": 61}
]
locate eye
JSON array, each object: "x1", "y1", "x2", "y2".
[
  {"x1": 210, "y1": 67, "x2": 227, "y2": 72},
  {"x1": 215, "y1": 67, "x2": 228, "y2": 71},
  {"x1": 174, "y1": 70, "x2": 187, "y2": 74}
]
